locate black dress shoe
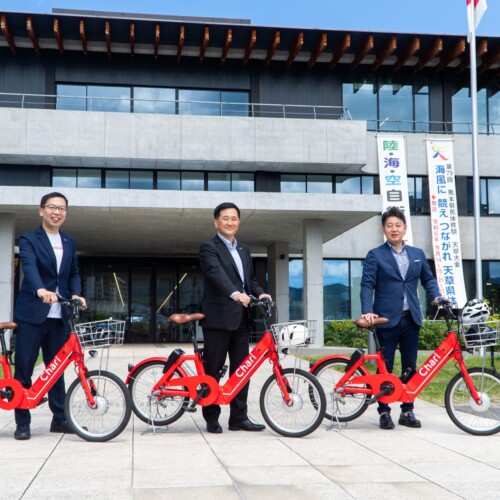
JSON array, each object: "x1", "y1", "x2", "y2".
[
  {"x1": 379, "y1": 413, "x2": 395, "y2": 430},
  {"x1": 398, "y1": 410, "x2": 421, "y2": 428},
  {"x1": 228, "y1": 419, "x2": 265, "y2": 432},
  {"x1": 206, "y1": 422, "x2": 223, "y2": 434},
  {"x1": 50, "y1": 420, "x2": 75, "y2": 434},
  {"x1": 14, "y1": 424, "x2": 31, "y2": 440}
]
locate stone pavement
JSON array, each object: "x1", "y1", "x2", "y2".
[{"x1": 0, "y1": 344, "x2": 499, "y2": 499}]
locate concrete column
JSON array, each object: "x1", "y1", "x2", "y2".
[
  {"x1": 0, "y1": 214, "x2": 15, "y2": 348},
  {"x1": 267, "y1": 242, "x2": 289, "y2": 324},
  {"x1": 303, "y1": 220, "x2": 324, "y2": 346}
]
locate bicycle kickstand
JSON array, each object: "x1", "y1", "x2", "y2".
[
  {"x1": 326, "y1": 393, "x2": 346, "y2": 432},
  {"x1": 142, "y1": 394, "x2": 169, "y2": 436}
]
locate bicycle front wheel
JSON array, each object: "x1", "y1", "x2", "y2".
[
  {"x1": 65, "y1": 370, "x2": 132, "y2": 442},
  {"x1": 311, "y1": 357, "x2": 369, "y2": 422},
  {"x1": 128, "y1": 361, "x2": 188, "y2": 426},
  {"x1": 260, "y1": 368, "x2": 326, "y2": 437},
  {"x1": 445, "y1": 367, "x2": 500, "y2": 436}
]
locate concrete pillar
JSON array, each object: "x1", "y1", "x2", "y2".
[
  {"x1": 0, "y1": 214, "x2": 15, "y2": 348},
  {"x1": 303, "y1": 220, "x2": 324, "y2": 346},
  {"x1": 267, "y1": 242, "x2": 289, "y2": 324}
]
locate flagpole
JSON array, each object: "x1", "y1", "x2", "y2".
[{"x1": 468, "y1": 1, "x2": 483, "y2": 300}]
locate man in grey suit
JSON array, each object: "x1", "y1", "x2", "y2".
[
  {"x1": 199, "y1": 202, "x2": 272, "y2": 434},
  {"x1": 360, "y1": 206, "x2": 443, "y2": 430}
]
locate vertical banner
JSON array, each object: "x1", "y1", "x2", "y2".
[
  {"x1": 376, "y1": 136, "x2": 413, "y2": 244},
  {"x1": 426, "y1": 139, "x2": 467, "y2": 307}
]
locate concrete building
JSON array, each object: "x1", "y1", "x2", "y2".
[{"x1": 1, "y1": 8, "x2": 500, "y2": 344}]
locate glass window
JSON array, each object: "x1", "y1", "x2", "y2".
[
  {"x1": 379, "y1": 84, "x2": 413, "y2": 132},
  {"x1": 452, "y1": 88, "x2": 487, "y2": 133},
  {"x1": 130, "y1": 171, "x2": 153, "y2": 190},
  {"x1": 105, "y1": 170, "x2": 129, "y2": 189},
  {"x1": 323, "y1": 260, "x2": 350, "y2": 320},
  {"x1": 489, "y1": 91, "x2": 500, "y2": 133},
  {"x1": 88, "y1": 86, "x2": 131, "y2": 113},
  {"x1": 56, "y1": 84, "x2": 87, "y2": 111},
  {"x1": 158, "y1": 172, "x2": 180, "y2": 190},
  {"x1": 181, "y1": 172, "x2": 204, "y2": 191},
  {"x1": 53, "y1": 168, "x2": 77, "y2": 187},
  {"x1": 350, "y1": 260, "x2": 363, "y2": 319},
  {"x1": 486, "y1": 179, "x2": 500, "y2": 215},
  {"x1": 281, "y1": 174, "x2": 306, "y2": 193},
  {"x1": 208, "y1": 172, "x2": 230, "y2": 191},
  {"x1": 415, "y1": 87, "x2": 430, "y2": 132},
  {"x1": 133, "y1": 87, "x2": 175, "y2": 115},
  {"x1": 307, "y1": 175, "x2": 332, "y2": 193},
  {"x1": 232, "y1": 173, "x2": 254, "y2": 192},
  {"x1": 362, "y1": 176, "x2": 378, "y2": 194},
  {"x1": 78, "y1": 169, "x2": 101, "y2": 188},
  {"x1": 336, "y1": 176, "x2": 361, "y2": 194},
  {"x1": 178, "y1": 89, "x2": 220, "y2": 116},
  {"x1": 221, "y1": 91, "x2": 249, "y2": 117},
  {"x1": 343, "y1": 83, "x2": 377, "y2": 130},
  {"x1": 289, "y1": 260, "x2": 303, "y2": 320}
]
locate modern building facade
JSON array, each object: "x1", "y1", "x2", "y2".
[{"x1": 1, "y1": 8, "x2": 500, "y2": 344}]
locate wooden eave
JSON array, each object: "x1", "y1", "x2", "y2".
[
  {"x1": 414, "y1": 37, "x2": 442, "y2": 73},
  {"x1": 264, "y1": 30, "x2": 280, "y2": 66},
  {"x1": 53, "y1": 17, "x2": 64, "y2": 55},
  {"x1": 176, "y1": 25, "x2": 184, "y2": 63},
  {"x1": 393, "y1": 36, "x2": 419, "y2": 72},
  {"x1": 220, "y1": 27, "x2": 232, "y2": 65},
  {"x1": 243, "y1": 29, "x2": 256, "y2": 65},
  {"x1": 130, "y1": 22, "x2": 135, "y2": 57},
  {"x1": 199, "y1": 26, "x2": 209, "y2": 63},
  {"x1": 350, "y1": 34, "x2": 373, "y2": 71},
  {"x1": 329, "y1": 34, "x2": 350, "y2": 69},
  {"x1": 79, "y1": 19, "x2": 87, "y2": 56},
  {"x1": 154, "y1": 22, "x2": 160, "y2": 59},
  {"x1": 105, "y1": 20, "x2": 111, "y2": 59},
  {"x1": 307, "y1": 32, "x2": 327, "y2": 69},
  {"x1": 26, "y1": 15, "x2": 40, "y2": 55},
  {"x1": 434, "y1": 38, "x2": 466, "y2": 73},
  {"x1": 1, "y1": 14, "x2": 16, "y2": 54},
  {"x1": 286, "y1": 32, "x2": 304, "y2": 68},
  {"x1": 478, "y1": 46, "x2": 500, "y2": 74},
  {"x1": 455, "y1": 38, "x2": 487, "y2": 73},
  {"x1": 372, "y1": 35, "x2": 397, "y2": 72}
]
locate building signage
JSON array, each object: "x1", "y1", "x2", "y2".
[
  {"x1": 425, "y1": 139, "x2": 467, "y2": 307},
  {"x1": 376, "y1": 136, "x2": 413, "y2": 244}
]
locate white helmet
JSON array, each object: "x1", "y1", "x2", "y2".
[
  {"x1": 461, "y1": 299, "x2": 490, "y2": 325},
  {"x1": 279, "y1": 323, "x2": 310, "y2": 347}
]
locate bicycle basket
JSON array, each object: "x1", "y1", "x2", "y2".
[
  {"x1": 270, "y1": 320, "x2": 316, "y2": 351},
  {"x1": 75, "y1": 319, "x2": 126, "y2": 348},
  {"x1": 459, "y1": 320, "x2": 499, "y2": 348}
]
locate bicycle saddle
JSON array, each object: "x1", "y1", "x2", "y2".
[
  {"x1": 0, "y1": 322, "x2": 17, "y2": 331},
  {"x1": 354, "y1": 317, "x2": 389, "y2": 329},
  {"x1": 169, "y1": 313, "x2": 205, "y2": 325}
]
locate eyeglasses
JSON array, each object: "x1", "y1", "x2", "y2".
[{"x1": 43, "y1": 205, "x2": 67, "y2": 213}]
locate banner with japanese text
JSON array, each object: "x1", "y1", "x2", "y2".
[
  {"x1": 376, "y1": 136, "x2": 413, "y2": 244},
  {"x1": 426, "y1": 139, "x2": 467, "y2": 307}
]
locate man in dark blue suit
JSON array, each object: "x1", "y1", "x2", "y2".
[
  {"x1": 199, "y1": 202, "x2": 272, "y2": 434},
  {"x1": 361, "y1": 206, "x2": 443, "y2": 430},
  {"x1": 13, "y1": 192, "x2": 86, "y2": 440}
]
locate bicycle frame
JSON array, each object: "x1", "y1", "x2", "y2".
[
  {"x1": 311, "y1": 329, "x2": 482, "y2": 405},
  {"x1": 127, "y1": 330, "x2": 293, "y2": 407}
]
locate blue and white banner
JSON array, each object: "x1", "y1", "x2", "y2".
[
  {"x1": 376, "y1": 136, "x2": 413, "y2": 244},
  {"x1": 426, "y1": 139, "x2": 467, "y2": 307}
]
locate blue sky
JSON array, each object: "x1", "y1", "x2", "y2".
[{"x1": 1, "y1": 0, "x2": 499, "y2": 36}]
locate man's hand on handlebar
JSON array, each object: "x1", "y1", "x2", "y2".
[
  {"x1": 258, "y1": 293, "x2": 272, "y2": 303},
  {"x1": 71, "y1": 295, "x2": 88, "y2": 311},
  {"x1": 361, "y1": 312, "x2": 379, "y2": 324},
  {"x1": 432, "y1": 297, "x2": 452, "y2": 307}
]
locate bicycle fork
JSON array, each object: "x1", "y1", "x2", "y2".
[{"x1": 272, "y1": 364, "x2": 293, "y2": 405}]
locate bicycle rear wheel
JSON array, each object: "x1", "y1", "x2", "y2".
[
  {"x1": 311, "y1": 357, "x2": 369, "y2": 422},
  {"x1": 445, "y1": 367, "x2": 500, "y2": 436},
  {"x1": 260, "y1": 368, "x2": 326, "y2": 437},
  {"x1": 65, "y1": 370, "x2": 132, "y2": 442},
  {"x1": 128, "y1": 361, "x2": 188, "y2": 425}
]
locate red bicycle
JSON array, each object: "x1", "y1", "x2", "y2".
[
  {"x1": 310, "y1": 298, "x2": 500, "y2": 435},
  {"x1": 0, "y1": 297, "x2": 132, "y2": 442},
  {"x1": 127, "y1": 298, "x2": 326, "y2": 437}
]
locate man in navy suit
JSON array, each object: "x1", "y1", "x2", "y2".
[
  {"x1": 13, "y1": 192, "x2": 86, "y2": 440},
  {"x1": 199, "y1": 202, "x2": 272, "y2": 434},
  {"x1": 360, "y1": 206, "x2": 442, "y2": 430}
]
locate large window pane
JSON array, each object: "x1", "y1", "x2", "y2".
[
  {"x1": 158, "y1": 172, "x2": 180, "y2": 190},
  {"x1": 281, "y1": 174, "x2": 306, "y2": 193},
  {"x1": 350, "y1": 260, "x2": 363, "y2": 319},
  {"x1": 105, "y1": 170, "x2": 129, "y2": 189},
  {"x1": 130, "y1": 171, "x2": 153, "y2": 190},
  {"x1": 489, "y1": 91, "x2": 500, "y2": 133},
  {"x1": 336, "y1": 176, "x2": 361, "y2": 194},
  {"x1": 208, "y1": 172, "x2": 230, "y2": 191},
  {"x1": 487, "y1": 179, "x2": 500, "y2": 215},
  {"x1": 379, "y1": 84, "x2": 413, "y2": 132},
  {"x1": 361, "y1": 176, "x2": 378, "y2": 194},
  {"x1": 221, "y1": 91, "x2": 249, "y2": 117},
  {"x1": 133, "y1": 87, "x2": 175, "y2": 114},
  {"x1": 307, "y1": 175, "x2": 332, "y2": 193},
  {"x1": 324, "y1": 260, "x2": 350, "y2": 320},
  {"x1": 53, "y1": 168, "x2": 77, "y2": 187},
  {"x1": 179, "y1": 89, "x2": 220, "y2": 116},
  {"x1": 56, "y1": 84, "x2": 87, "y2": 111},
  {"x1": 343, "y1": 83, "x2": 377, "y2": 129},
  {"x1": 452, "y1": 88, "x2": 487, "y2": 133},
  {"x1": 77, "y1": 169, "x2": 101, "y2": 188},
  {"x1": 415, "y1": 87, "x2": 430, "y2": 132},
  {"x1": 232, "y1": 173, "x2": 254, "y2": 192},
  {"x1": 88, "y1": 86, "x2": 131, "y2": 113},
  {"x1": 181, "y1": 172, "x2": 204, "y2": 191},
  {"x1": 289, "y1": 260, "x2": 303, "y2": 320}
]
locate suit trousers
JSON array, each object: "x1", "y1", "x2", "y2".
[
  {"x1": 14, "y1": 318, "x2": 67, "y2": 425},
  {"x1": 201, "y1": 313, "x2": 250, "y2": 425},
  {"x1": 376, "y1": 315, "x2": 420, "y2": 415}
]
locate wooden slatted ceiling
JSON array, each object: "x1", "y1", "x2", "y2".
[
  {"x1": 286, "y1": 32, "x2": 304, "y2": 67},
  {"x1": 264, "y1": 30, "x2": 280, "y2": 66},
  {"x1": 393, "y1": 36, "x2": 420, "y2": 72},
  {"x1": 372, "y1": 35, "x2": 397, "y2": 72},
  {"x1": 434, "y1": 38, "x2": 466, "y2": 73},
  {"x1": 456, "y1": 38, "x2": 487, "y2": 73},
  {"x1": 350, "y1": 34, "x2": 373, "y2": 71},
  {"x1": 105, "y1": 20, "x2": 111, "y2": 59},
  {"x1": 414, "y1": 37, "x2": 442, "y2": 73},
  {"x1": 26, "y1": 15, "x2": 40, "y2": 55},
  {"x1": 478, "y1": 46, "x2": 500, "y2": 74},
  {"x1": 53, "y1": 17, "x2": 64, "y2": 55}
]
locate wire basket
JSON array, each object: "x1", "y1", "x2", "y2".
[
  {"x1": 75, "y1": 319, "x2": 126, "y2": 348},
  {"x1": 270, "y1": 320, "x2": 316, "y2": 350},
  {"x1": 459, "y1": 320, "x2": 499, "y2": 348}
]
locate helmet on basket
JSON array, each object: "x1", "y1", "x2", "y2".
[
  {"x1": 279, "y1": 323, "x2": 309, "y2": 347},
  {"x1": 460, "y1": 299, "x2": 490, "y2": 325}
]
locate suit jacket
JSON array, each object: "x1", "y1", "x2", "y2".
[
  {"x1": 360, "y1": 242, "x2": 441, "y2": 329},
  {"x1": 14, "y1": 226, "x2": 82, "y2": 325},
  {"x1": 199, "y1": 235, "x2": 264, "y2": 331}
]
